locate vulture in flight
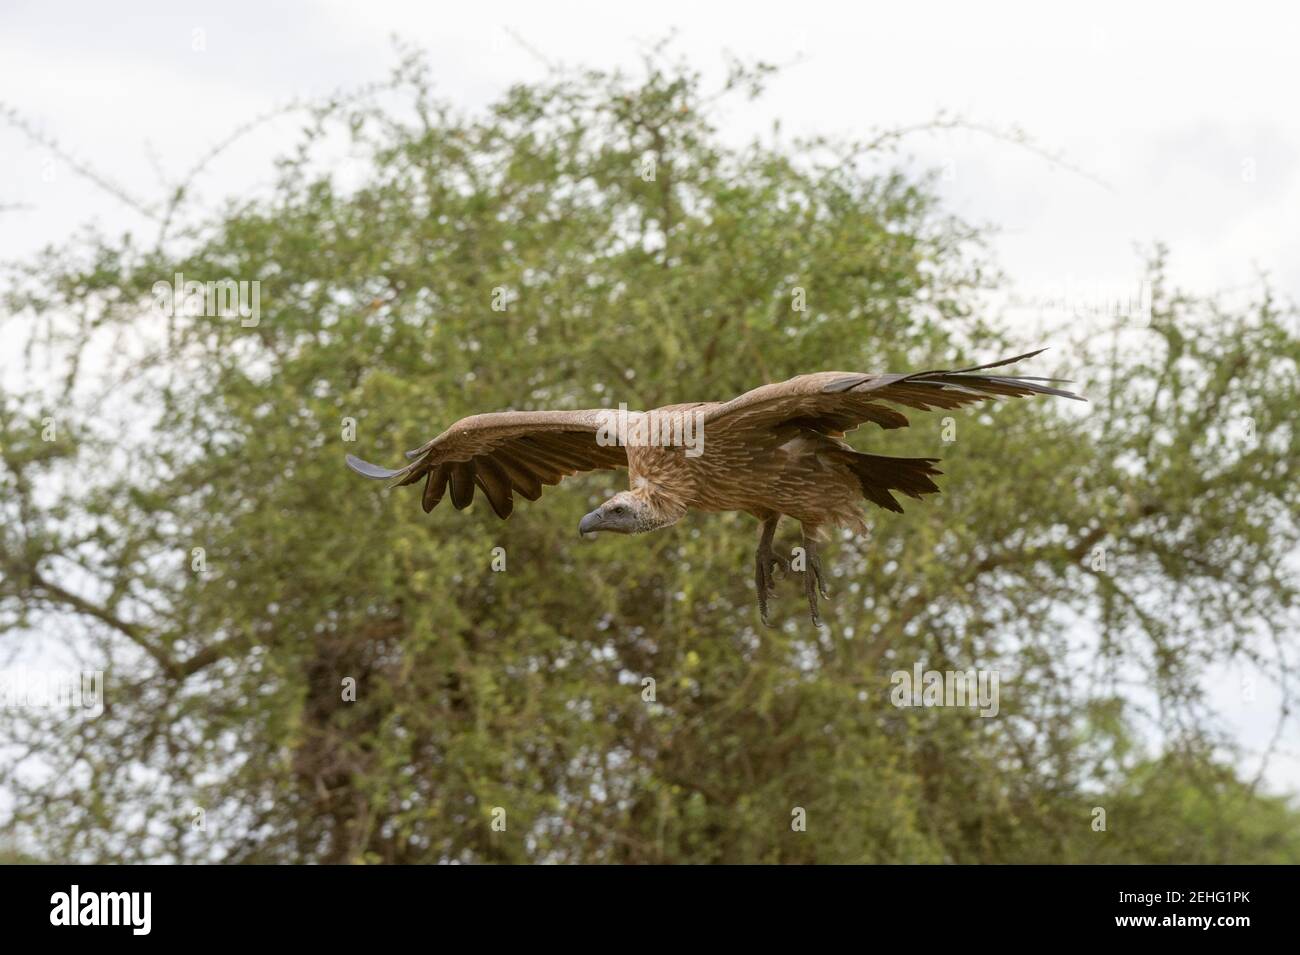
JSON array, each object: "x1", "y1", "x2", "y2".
[{"x1": 347, "y1": 349, "x2": 1083, "y2": 627}]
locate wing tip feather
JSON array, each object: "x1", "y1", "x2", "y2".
[{"x1": 345, "y1": 454, "x2": 407, "y2": 480}]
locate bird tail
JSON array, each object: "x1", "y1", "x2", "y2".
[{"x1": 835, "y1": 450, "x2": 943, "y2": 514}]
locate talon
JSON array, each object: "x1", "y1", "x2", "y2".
[
  {"x1": 800, "y1": 533, "x2": 829, "y2": 628},
  {"x1": 754, "y1": 516, "x2": 786, "y2": 627}
]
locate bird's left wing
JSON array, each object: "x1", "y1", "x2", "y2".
[
  {"x1": 703, "y1": 349, "x2": 1083, "y2": 439},
  {"x1": 346, "y1": 409, "x2": 627, "y2": 519}
]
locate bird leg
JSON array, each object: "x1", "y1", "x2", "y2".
[
  {"x1": 754, "y1": 515, "x2": 789, "y2": 628},
  {"x1": 799, "y1": 530, "x2": 831, "y2": 628}
]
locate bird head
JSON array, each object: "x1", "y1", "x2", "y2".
[{"x1": 579, "y1": 486, "x2": 684, "y2": 537}]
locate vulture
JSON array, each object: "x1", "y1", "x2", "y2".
[{"x1": 346, "y1": 349, "x2": 1083, "y2": 627}]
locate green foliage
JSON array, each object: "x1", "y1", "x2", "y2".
[{"x1": 1, "y1": 55, "x2": 1297, "y2": 863}]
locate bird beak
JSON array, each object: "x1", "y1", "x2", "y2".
[{"x1": 578, "y1": 510, "x2": 603, "y2": 538}]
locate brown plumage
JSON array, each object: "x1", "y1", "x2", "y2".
[{"x1": 347, "y1": 349, "x2": 1083, "y2": 626}]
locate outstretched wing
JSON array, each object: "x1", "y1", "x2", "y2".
[
  {"x1": 346, "y1": 409, "x2": 627, "y2": 519},
  {"x1": 703, "y1": 349, "x2": 1083, "y2": 438}
]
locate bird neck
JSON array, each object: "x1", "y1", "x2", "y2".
[{"x1": 630, "y1": 481, "x2": 687, "y2": 531}]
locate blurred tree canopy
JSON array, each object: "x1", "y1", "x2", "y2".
[{"x1": 1, "y1": 52, "x2": 1298, "y2": 863}]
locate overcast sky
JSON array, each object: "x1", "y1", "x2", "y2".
[
  {"x1": 2, "y1": 1, "x2": 1297, "y2": 790},
  {"x1": 3, "y1": 0, "x2": 1298, "y2": 306}
]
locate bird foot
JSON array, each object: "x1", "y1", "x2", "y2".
[
  {"x1": 802, "y1": 545, "x2": 831, "y2": 629},
  {"x1": 754, "y1": 542, "x2": 791, "y2": 628}
]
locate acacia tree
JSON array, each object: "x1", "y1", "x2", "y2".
[{"x1": 1, "y1": 54, "x2": 1297, "y2": 863}]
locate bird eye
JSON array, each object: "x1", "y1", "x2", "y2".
[{"x1": 611, "y1": 505, "x2": 625, "y2": 514}]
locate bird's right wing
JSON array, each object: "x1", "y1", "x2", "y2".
[
  {"x1": 703, "y1": 349, "x2": 1084, "y2": 440},
  {"x1": 346, "y1": 409, "x2": 627, "y2": 519}
]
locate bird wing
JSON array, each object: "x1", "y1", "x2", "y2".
[
  {"x1": 346, "y1": 409, "x2": 627, "y2": 519},
  {"x1": 702, "y1": 349, "x2": 1084, "y2": 438}
]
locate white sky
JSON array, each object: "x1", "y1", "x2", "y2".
[
  {"x1": 2, "y1": 1, "x2": 1297, "y2": 793},
  {"x1": 3, "y1": 0, "x2": 1298, "y2": 304}
]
